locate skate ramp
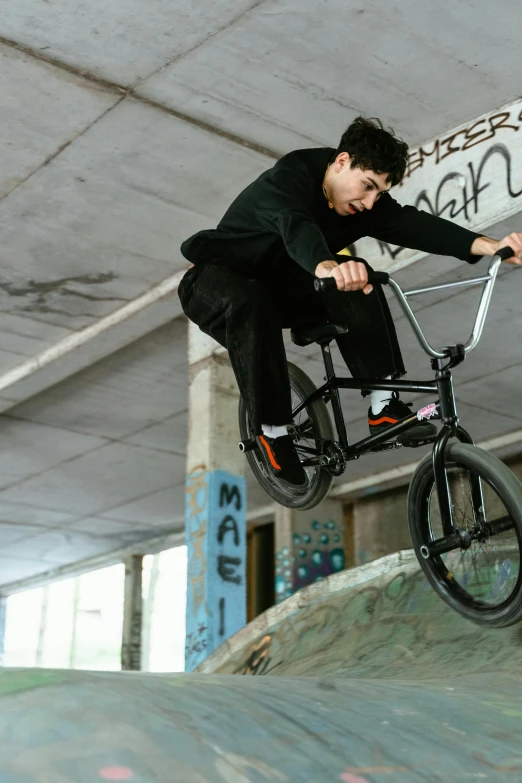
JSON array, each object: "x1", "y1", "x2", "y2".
[
  {"x1": 197, "y1": 549, "x2": 522, "y2": 679},
  {"x1": 1, "y1": 551, "x2": 522, "y2": 782}
]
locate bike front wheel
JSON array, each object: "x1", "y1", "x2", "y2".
[{"x1": 408, "y1": 442, "x2": 522, "y2": 627}]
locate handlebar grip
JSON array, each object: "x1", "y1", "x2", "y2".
[
  {"x1": 314, "y1": 270, "x2": 390, "y2": 293},
  {"x1": 496, "y1": 246, "x2": 515, "y2": 261},
  {"x1": 368, "y1": 271, "x2": 390, "y2": 285}
]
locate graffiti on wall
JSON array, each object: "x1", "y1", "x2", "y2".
[
  {"x1": 238, "y1": 634, "x2": 273, "y2": 676},
  {"x1": 185, "y1": 466, "x2": 246, "y2": 671},
  {"x1": 212, "y1": 478, "x2": 246, "y2": 645},
  {"x1": 293, "y1": 518, "x2": 345, "y2": 592},
  {"x1": 401, "y1": 110, "x2": 522, "y2": 180},
  {"x1": 353, "y1": 99, "x2": 522, "y2": 268},
  {"x1": 275, "y1": 517, "x2": 345, "y2": 603},
  {"x1": 185, "y1": 464, "x2": 209, "y2": 668}
]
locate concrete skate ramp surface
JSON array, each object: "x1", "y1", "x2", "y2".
[
  {"x1": 1, "y1": 552, "x2": 522, "y2": 782},
  {"x1": 198, "y1": 549, "x2": 522, "y2": 680}
]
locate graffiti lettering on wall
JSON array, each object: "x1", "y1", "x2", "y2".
[
  {"x1": 185, "y1": 623, "x2": 208, "y2": 661},
  {"x1": 221, "y1": 564, "x2": 522, "y2": 682},
  {"x1": 238, "y1": 635, "x2": 273, "y2": 676},
  {"x1": 353, "y1": 99, "x2": 522, "y2": 267},
  {"x1": 414, "y1": 144, "x2": 522, "y2": 219},
  {"x1": 215, "y1": 480, "x2": 245, "y2": 641},
  {"x1": 185, "y1": 468, "x2": 246, "y2": 671},
  {"x1": 372, "y1": 144, "x2": 522, "y2": 262},
  {"x1": 185, "y1": 464, "x2": 209, "y2": 669},
  {"x1": 402, "y1": 109, "x2": 522, "y2": 180},
  {"x1": 218, "y1": 598, "x2": 225, "y2": 637}
]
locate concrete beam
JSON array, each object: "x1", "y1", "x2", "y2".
[{"x1": 0, "y1": 276, "x2": 186, "y2": 413}]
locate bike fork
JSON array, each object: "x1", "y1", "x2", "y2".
[{"x1": 422, "y1": 370, "x2": 485, "y2": 558}]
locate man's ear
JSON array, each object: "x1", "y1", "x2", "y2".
[{"x1": 335, "y1": 152, "x2": 351, "y2": 171}]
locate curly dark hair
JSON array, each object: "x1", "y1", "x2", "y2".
[{"x1": 333, "y1": 116, "x2": 409, "y2": 186}]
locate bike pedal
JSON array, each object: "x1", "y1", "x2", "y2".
[
  {"x1": 397, "y1": 435, "x2": 437, "y2": 448},
  {"x1": 238, "y1": 438, "x2": 258, "y2": 453}
]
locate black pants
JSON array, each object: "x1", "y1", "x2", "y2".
[{"x1": 177, "y1": 257, "x2": 406, "y2": 435}]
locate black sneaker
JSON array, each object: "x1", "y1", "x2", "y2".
[
  {"x1": 256, "y1": 433, "x2": 308, "y2": 488},
  {"x1": 368, "y1": 392, "x2": 437, "y2": 442}
]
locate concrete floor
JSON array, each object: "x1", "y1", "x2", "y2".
[{"x1": 2, "y1": 553, "x2": 522, "y2": 781}]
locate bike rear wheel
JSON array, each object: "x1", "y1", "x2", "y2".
[
  {"x1": 238, "y1": 361, "x2": 335, "y2": 510},
  {"x1": 408, "y1": 442, "x2": 522, "y2": 627}
]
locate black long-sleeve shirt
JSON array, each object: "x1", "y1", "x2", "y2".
[{"x1": 180, "y1": 147, "x2": 483, "y2": 276}]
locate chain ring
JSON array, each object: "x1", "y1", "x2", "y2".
[{"x1": 324, "y1": 441, "x2": 346, "y2": 476}]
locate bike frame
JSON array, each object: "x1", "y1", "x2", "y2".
[{"x1": 293, "y1": 255, "x2": 509, "y2": 547}]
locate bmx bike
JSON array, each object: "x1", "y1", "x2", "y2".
[{"x1": 238, "y1": 247, "x2": 522, "y2": 627}]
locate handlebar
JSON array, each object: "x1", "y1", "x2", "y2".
[{"x1": 313, "y1": 247, "x2": 515, "y2": 360}]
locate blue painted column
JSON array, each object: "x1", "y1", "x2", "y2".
[
  {"x1": 185, "y1": 468, "x2": 246, "y2": 671},
  {"x1": 184, "y1": 326, "x2": 247, "y2": 672}
]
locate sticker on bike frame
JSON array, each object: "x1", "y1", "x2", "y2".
[{"x1": 417, "y1": 403, "x2": 437, "y2": 421}]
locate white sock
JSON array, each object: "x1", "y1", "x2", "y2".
[
  {"x1": 261, "y1": 423, "x2": 291, "y2": 439},
  {"x1": 370, "y1": 376, "x2": 393, "y2": 415}
]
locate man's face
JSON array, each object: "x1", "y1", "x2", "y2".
[{"x1": 327, "y1": 152, "x2": 391, "y2": 216}]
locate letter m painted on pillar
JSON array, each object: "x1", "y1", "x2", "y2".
[{"x1": 219, "y1": 484, "x2": 242, "y2": 510}]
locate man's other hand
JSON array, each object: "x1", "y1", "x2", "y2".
[
  {"x1": 471, "y1": 234, "x2": 522, "y2": 264},
  {"x1": 498, "y1": 233, "x2": 522, "y2": 265}
]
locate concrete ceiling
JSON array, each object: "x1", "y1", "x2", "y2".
[{"x1": 0, "y1": 0, "x2": 521, "y2": 588}]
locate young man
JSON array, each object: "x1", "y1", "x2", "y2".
[{"x1": 178, "y1": 117, "x2": 522, "y2": 488}]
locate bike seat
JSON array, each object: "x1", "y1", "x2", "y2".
[{"x1": 290, "y1": 323, "x2": 348, "y2": 347}]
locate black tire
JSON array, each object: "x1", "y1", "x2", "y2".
[
  {"x1": 408, "y1": 442, "x2": 522, "y2": 627},
  {"x1": 238, "y1": 361, "x2": 335, "y2": 510}
]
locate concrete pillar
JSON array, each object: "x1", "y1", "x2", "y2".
[
  {"x1": 0, "y1": 595, "x2": 6, "y2": 666},
  {"x1": 274, "y1": 496, "x2": 345, "y2": 602},
  {"x1": 121, "y1": 554, "x2": 143, "y2": 671},
  {"x1": 184, "y1": 324, "x2": 246, "y2": 672},
  {"x1": 35, "y1": 584, "x2": 49, "y2": 667},
  {"x1": 141, "y1": 553, "x2": 159, "y2": 671}
]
